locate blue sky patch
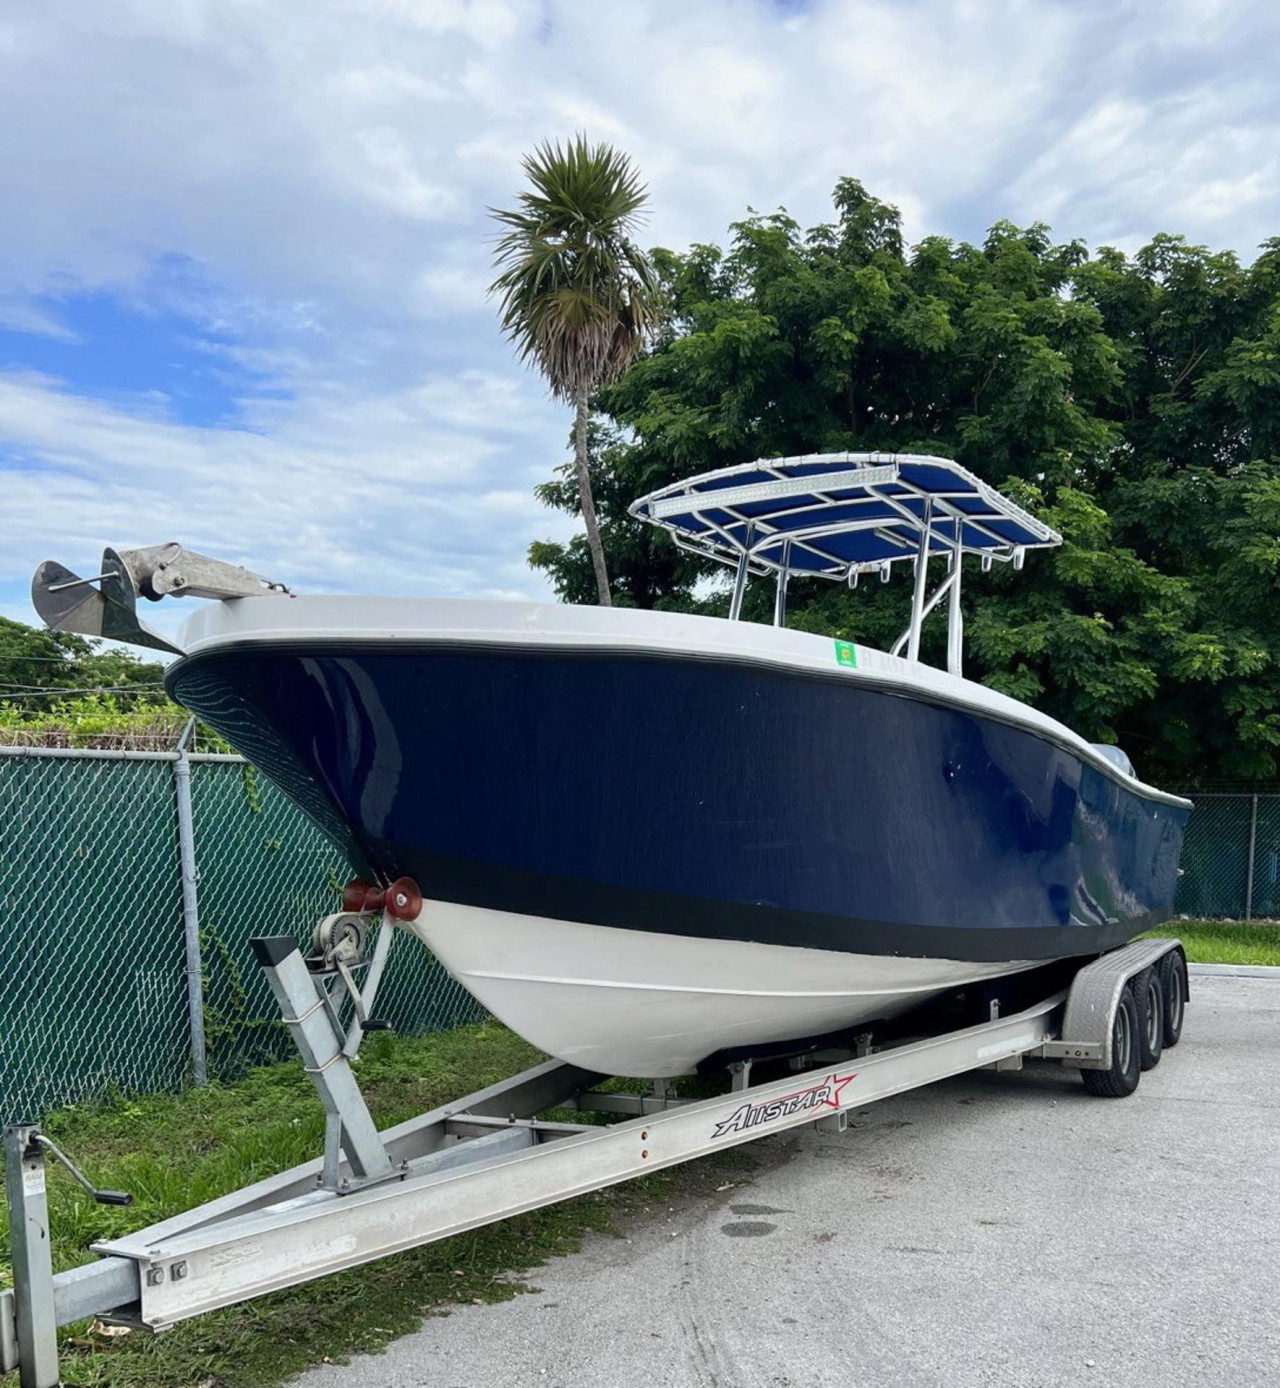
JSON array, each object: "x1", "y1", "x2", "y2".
[{"x1": 0, "y1": 285, "x2": 286, "y2": 430}]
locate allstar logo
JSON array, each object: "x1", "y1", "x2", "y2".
[{"x1": 711, "y1": 1072, "x2": 857, "y2": 1139}]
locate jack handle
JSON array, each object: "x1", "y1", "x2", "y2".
[{"x1": 34, "y1": 1134, "x2": 133, "y2": 1206}]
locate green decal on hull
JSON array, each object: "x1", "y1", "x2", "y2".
[{"x1": 834, "y1": 639, "x2": 857, "y2": 668}]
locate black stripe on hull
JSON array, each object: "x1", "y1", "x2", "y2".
[{"x1": 385, "y1": 845, "x2": 1172, "y2": 963}]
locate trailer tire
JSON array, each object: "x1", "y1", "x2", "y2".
[
  {"x1": 1158, "y1": 950, "x2": 1187, "y2": 1049},
  {"x1": 1133, "y1": 967, "x2": 1163, "y2": 1071},
  {"x1": 1081, "y1": 984, "x2": 1141, "y2": 1098}
]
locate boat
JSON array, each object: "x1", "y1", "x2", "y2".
[{"x1": 31, "y1": 453, "x2": 1190, "y2": 1076}]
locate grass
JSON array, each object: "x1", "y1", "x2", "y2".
[
  {"x1": 0, "y1": 1023, "x2": 753, "y2": 1388},
  {"x1": 1156, "y1": 918, "x2": 1280, "y2": 966}
]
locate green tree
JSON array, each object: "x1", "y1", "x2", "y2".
[
  {"x1": 490, "y1": 137, "x2": 663, "y2": 605},
  {"x1": 0, "y1": 615, "x2": 168, "y2": 709},
  {"x1": 529, "y1": 181, "x2": 1280, "y2": 787}
]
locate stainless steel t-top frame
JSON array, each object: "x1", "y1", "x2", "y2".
[
  {"x1": 2, "y1": 924, "x2": 1186, "y2": 1388},
  {"x1": 631, "y1": 452, "x2": 1063, "y2": 678}
]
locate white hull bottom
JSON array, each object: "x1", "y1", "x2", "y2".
[{"x1": 406, "y1": 902, "x2": 1037, "y2": 1076}]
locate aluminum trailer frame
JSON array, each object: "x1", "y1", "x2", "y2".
[{"x1": 2, "y1": 929, "x2": 1188, "y2": 1388}]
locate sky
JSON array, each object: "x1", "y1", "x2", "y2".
[{"x1": 2, "y1": 0, "x2": 1278, "y2": 642}]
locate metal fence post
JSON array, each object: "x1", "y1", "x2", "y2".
[
  {"x1": 1245, "y1": 792, "x2": 1258, "y2": 922},
  {"x1": 174, "y1": 718, "x2": 208, "y2": 1085}
]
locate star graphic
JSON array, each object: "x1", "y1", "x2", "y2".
[{"x1": 820, "y1": 1072, "x2": 857, "y2": 1109}]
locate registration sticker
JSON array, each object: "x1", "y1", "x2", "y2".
[{"x1": 834, "y1": 639, "x2": 857, "y2": 668}]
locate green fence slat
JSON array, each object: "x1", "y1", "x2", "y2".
[
  {"x1": 0, "y1": 756, "x2": 187, "y2": 1118},
  {"x1": 1246, "y1": 796, "x2": 1280, "y2": 920}
]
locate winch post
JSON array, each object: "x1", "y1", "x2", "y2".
[
  {"x1": 2, "y1": 1125, "x2": 59, "y2": 1388},
  {"x1": 249, "y1": 937, "x2": 394, "y2": 1188}
]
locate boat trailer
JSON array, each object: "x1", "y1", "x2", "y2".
[{"x1": 1, "y1": 911, "x2": 1189, "y2": 1388}]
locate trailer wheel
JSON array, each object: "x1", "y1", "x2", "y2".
[
  {"x1": 1133, "y1": 967, "x2": 1163, "y2": 1071},
  {"x1": 1158, "y1": 950, "x2": 1187, "y2": 1048},
  {"x1": 1081, "y1": 984, "x2": 1141, "y2": 1098}
]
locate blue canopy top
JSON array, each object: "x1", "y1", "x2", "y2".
[{"x1": 630, "y1": 452, "x2": 1061, "y2": 580}]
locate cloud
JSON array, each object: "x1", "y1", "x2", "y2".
[
  {"x1": 3, "y1": 1, "x2": 1275, "y2": 313},
  {"x1": 0, "y1": 367, "x2": 573, "y2": 601},
  {"x1": 1007, "y1": 75, "x2": 1280, "y2": 248},
  {"x1": 0, "y1": 0, "x2": 1276, "y2": 628},
  {"x1": 0, "y1": 298, "x2": 80, "y2": 343}
]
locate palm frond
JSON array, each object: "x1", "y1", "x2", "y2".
[{"x1": 489, "y1": 136, "x2": 664, "y2": 401}]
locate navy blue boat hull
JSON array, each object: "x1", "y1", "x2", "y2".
[{"x1": 168, "y1": 643, "x2": 1188, "y2": 964}]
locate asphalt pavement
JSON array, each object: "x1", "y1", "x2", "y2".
[{"x1": 301, "y1": 973, "x2": 1280, "y2": 1388}]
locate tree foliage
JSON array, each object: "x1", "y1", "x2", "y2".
[
  {"x1": 0, "y1": 616, "x2": 206, "y2": 748},
  {"x1": 0, "y1": 692, "x2": 192, "y2": 750},
  {"x1": 490, "y1": 137, "x2": 662, "y2": 404},
  {"x1": 0, "y1": 615, "x2": 168, "y2": 704},
  {"x1": 530, "y1": 180, "x2": 1280, "y2": 786}
]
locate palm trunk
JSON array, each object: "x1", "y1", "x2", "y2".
[{"x1": 574, "y1": 387, "x2": 612, "y2": 606}]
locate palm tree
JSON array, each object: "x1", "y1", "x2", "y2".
[{"x1": 490, "y1": 137, "x2": 662, "y2": 606}]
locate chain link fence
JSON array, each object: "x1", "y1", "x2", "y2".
[
  {"x1": 1174, "y1": 792, "x2": 1280, "y2": 922},
  {"x1": 0, "y1": 745, "x2": 485, "y2": 1121}
]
